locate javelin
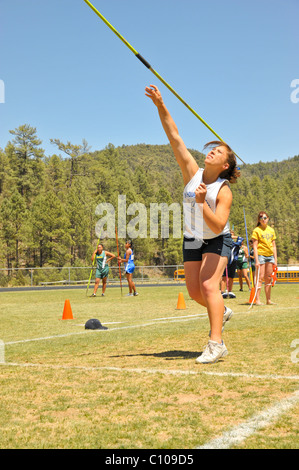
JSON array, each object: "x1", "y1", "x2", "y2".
[
  {"x1": 83, "y1": 0, "x2": 246, "y2": 165},
  {"x1": 243, "y1": 207, "x2": 259, "y2": 309},
  {"x1": 243, "y1": 207, "x2": 254, "y2": 288}
]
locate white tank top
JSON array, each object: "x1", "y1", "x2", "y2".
[{"x1": 183, "y1": 168, "x2": 230, "y2": 240}]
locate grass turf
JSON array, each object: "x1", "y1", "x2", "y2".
[{"x1": 0, "y1": 284, "x2": 298, "y2": 449}]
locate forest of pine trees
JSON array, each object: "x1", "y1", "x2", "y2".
[{"x1": 0, "y1": 124, "x2": 298, "y2": 275}]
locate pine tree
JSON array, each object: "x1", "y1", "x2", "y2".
[
  {"x1": 30, "y1": 192, "x2": 72, "y2": 266},
  {"x1": 7, "y1": 124, "x2": 45, "y2": 201}
]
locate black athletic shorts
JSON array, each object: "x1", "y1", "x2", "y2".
[
  {"x1": 223, "y1": 259, "x2": 237, "y2": 278},
  {"x1": 183, "y1": 233, "x2": 233, "y2": 263}
]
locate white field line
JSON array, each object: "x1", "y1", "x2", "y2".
[
  {"x1": 1, "y1": 362, "x2": 299, "y2": 382},
  {"x1": 1, "y1": 363, "x2": 298, "y2": 449},
  {"x1": 4, "y1": 314, "x2": 208, "y2": 345},
  {"x1": 2, "y1": 304, "x2": 298, "y2": 449},
  {"x1": 74, "y1": 313, "x2": 206, "y2": 327},
  {"x1": 197, "y1": 389, "x2": 299, "y2": 449},
  {"x1": 4, "y1": 306, "x2": 298, "y2": 346}
]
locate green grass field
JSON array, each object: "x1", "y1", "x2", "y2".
[{"x1": 0, "y1": 283, "x2": 298, "y2": 449}]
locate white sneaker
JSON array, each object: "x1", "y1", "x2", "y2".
[
  {"x1": 126, "y1": 293, "x2": 133, "y2": 296},
  {"x1": 223, "y1": 306, "x2": 233, "y2": 327},
  {"x1": 196, "y1": 340, "x2": 228, "y2": 364},
  {"x1": 133, "y1": 292, "x2": 139, "y2": 296},
  {"x1": 209, "y1": 306, "x2": 233, "y2": 337}
]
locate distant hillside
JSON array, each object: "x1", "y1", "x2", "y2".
[{"x1": 0, "y1": 126, "x2": 298, "y2": 268}]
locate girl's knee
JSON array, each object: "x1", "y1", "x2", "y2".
[
  {"x1": 200, "y1": 279, "x2": 218, "y2": 298},
  {"x1": 265, "y1": 276, "x2": 272, "y2": 285}
]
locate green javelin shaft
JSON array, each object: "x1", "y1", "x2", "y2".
[{"x1": 83, "y1": 0, "x2": 245, "y2": 165}]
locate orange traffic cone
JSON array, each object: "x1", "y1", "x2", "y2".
[
  {"x1": 176, "y1": 292, "x2": 186, "y2": 310},
  {"x1": 62, "y1": 299, "x2": 73, "y2": 320},
  {"x1": 248, "y1": 288, "x2": 256, "y2": 305}
]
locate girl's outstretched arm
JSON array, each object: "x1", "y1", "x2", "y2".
[{"x1": 145, "y1": 84, "x2": 199, "y2": 185}]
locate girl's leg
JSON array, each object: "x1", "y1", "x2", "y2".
[
  {"x1": 238, "y1": 269, "x2": 243, "y2": 290},
  {"x1": 251, "y1": 269, "x2": 256, "y2": 287},
  {"x1": 220, "y1": 276, "x2": 226, "y2": 293},
  {"x1": 200, "y1": 254, "x2": 228, "y2": 343},
  {"x1": 184, "y1": 261, "x2": 206, "y2": 306},
  {"x1": 131, "y1": 276, "x2": 136, "y2": 293},
  {"x1": 264, "y1": 262, "x2": 274, "y2": 304},
  {"x1": 228, "y1": 277, "x2": 234, "y2": 292},
  {"x1": 126, "y1": 273, "x2": 132, "y2": 293},
  {"x1": 255, "y1": 264, "x2": 265, "y2": 304},
  {"x1": 243, "y1": 269, "x2": 251, "y2": 289},
  {"x1": 126, "y1": 273, "x2": 136, "y2": 294},
  {"x1": 102, "y1": 277, "x2": 107, "y2": 294},
  {"x1": 93, "y1": 278, "x2": 100, "y2": 295}
]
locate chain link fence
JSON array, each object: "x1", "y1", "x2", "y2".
[
  {"x1": 0, "y1": 265, "x2": 298, "y2": 288},
  {"x1": 0, "y1": 265, "x2": 185, "y2": 288}
]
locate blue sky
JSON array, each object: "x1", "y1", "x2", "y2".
[{"x1": 0, "y1": 0, "x2": 298, "y2": 164}]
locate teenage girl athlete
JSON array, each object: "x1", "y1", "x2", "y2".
[
  {"x1": 237, "y1": 240, "x2": 251, "y2": 291},
  {"x1": 145, "y1": 84, "x2": 240, "y2": 364},
  {"x1": 91, "y1": 244, "x2": 116, "y2": 297},
  {"x1": 251, "y1": 211, "x2": 277, "y2": 305},
  {"x1": 118, "y1": 240, "x2": 138, "y2": 296}
]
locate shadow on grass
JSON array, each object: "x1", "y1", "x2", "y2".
[{"x1": 110, "y1": 350, "x2": 201, "y2": 360}]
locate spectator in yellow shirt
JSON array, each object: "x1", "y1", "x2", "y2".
[{"x1": 251, "y1": 211, "x2": 277, "y2": 305}]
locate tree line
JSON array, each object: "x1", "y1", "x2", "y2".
[{"x1": 0, "y1": 124, "x2": 298, "y2": 271}]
